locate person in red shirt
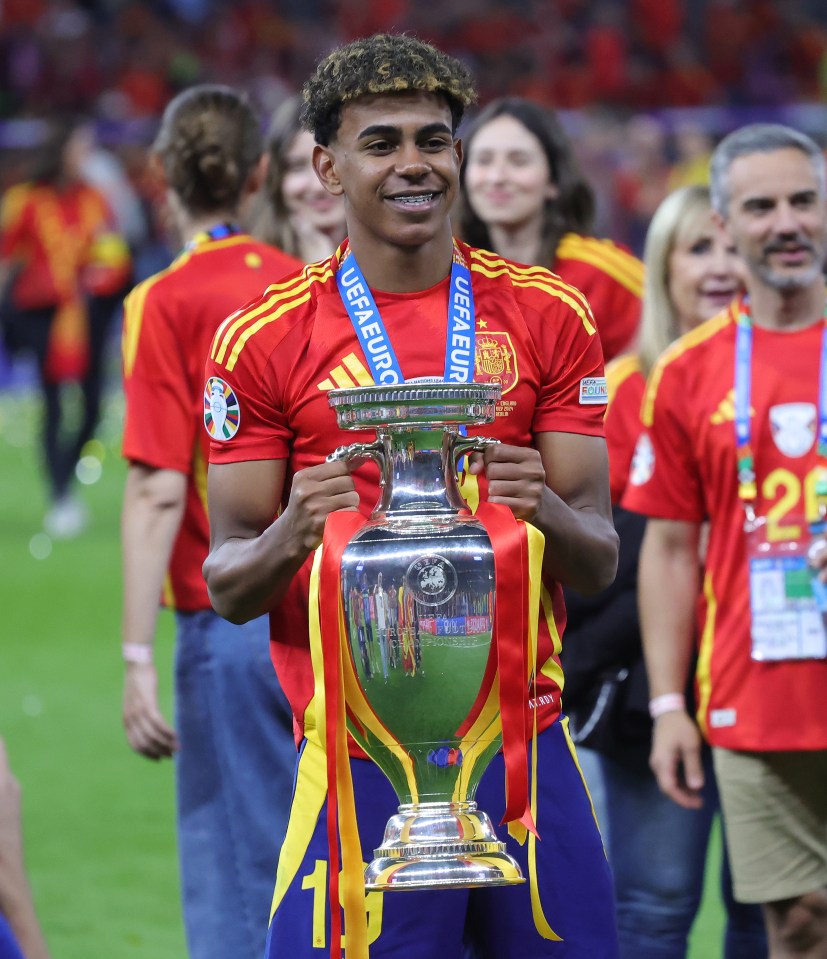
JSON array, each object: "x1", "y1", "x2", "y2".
[
  {"x1": 203, "y1": 33, "x2": 619, "y2": 959},
  {"x1": 565, "y1": 185, "x2": 766, "y2": 957},
  {"x1": 458, "y1": 97, "x2": 643, "y2": 363},
  {"x1": 0, "y1": 117, "x2": 131, "y2": 537},
  {"x1": 625, "y1": 124, "x2": 827, "y2": 955},
  {"x1": 119, "y1": 84, "x2": 299, "y2": 959}
]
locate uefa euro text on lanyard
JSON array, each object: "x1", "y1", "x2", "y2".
[
  {"x1": 335, "y1": 241, "x2": 476, "y2": 385},
  {"x1": 736, "y1": 298, "x2": 827, "y2": 661}
]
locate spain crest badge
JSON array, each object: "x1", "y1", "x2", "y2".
[{"x1": 474, "y1": 331, "x2": 517, "y2": 395}]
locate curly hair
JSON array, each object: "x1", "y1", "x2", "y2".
[
  {"x1": 301, "y1": 34, "x2": 477, "y2": 145},
  {"x1": 153, "y1": 84, "x2": 262, "y2": 217},
  {"x1": 457, "y1": 97, "x2": 595, "y2": 264}
]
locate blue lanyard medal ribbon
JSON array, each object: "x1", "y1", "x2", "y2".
[
  {"x1": 184, "y1": 222, "x2": 240, "y2": 252},
  {"x1": 734, "y1": 297, "x2": 827, "y2": 524},
  {"x1": 336, "y1": 241, "x2": 476, "y2": 384}
]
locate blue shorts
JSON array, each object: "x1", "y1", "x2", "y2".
[{"x1": 266, "y1": 719, "x2": 618, "y2": 958}]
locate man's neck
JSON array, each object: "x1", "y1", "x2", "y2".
[
  {"x1": 747, "y1": 279, "x2": 826, "y2": 331},
  {"x1": 346, "y1": 226, "x2": 455, "y2": 292},
  {"x1": 487, "y1": 220, "x2": 544, "y2": 267}
]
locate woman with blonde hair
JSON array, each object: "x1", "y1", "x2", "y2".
[{"x1": 563, "y1": 185, "x2": 767, "y2": 957}]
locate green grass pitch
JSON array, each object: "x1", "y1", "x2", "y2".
[{"x1": 0, "y1": 386, "x2": 727, "y2": 957}]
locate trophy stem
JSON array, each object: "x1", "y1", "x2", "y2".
[{"x1": 364, "y1": 801, "x2": 525, "y2": 890}]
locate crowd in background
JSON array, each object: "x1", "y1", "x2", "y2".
[{"x1": 1, "y1": 0, "x2": 827, "y2": 270}]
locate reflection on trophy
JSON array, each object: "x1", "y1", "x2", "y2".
[{"x1": 326, "y1": 381, "x2": 526, "y2": 891}]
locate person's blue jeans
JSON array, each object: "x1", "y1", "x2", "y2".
[
  {"x1": 174, "y1": 610, "x2": 296, "y2": 959},
  {"x1": 598, "y1": 745, "x2": 767, "y2": 959},
  {"x1": 0, "y1": 915, "x2": 25, "y2": 959}
]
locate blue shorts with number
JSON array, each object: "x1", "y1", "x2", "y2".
[{"x1": 265, "y1": 718, "x2": 618, "y2": 958}]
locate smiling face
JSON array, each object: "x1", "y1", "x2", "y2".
[
  {"x1": 313, "y1": 90, "x2": 462, "y2": 254},
  {"x1": 721, "y1": 147, "x2": 827, "y2": 293},
  {"x1": 281, "y1": 129, "x2": 346, "y2": 236},
  {"x1": 463, "y1": 113, "x2": 557, "y2": 232},
  {"x1": 668, "y1": 207, "x2": 745, "y2": 332}
]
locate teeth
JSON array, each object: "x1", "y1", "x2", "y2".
[{"x1": 393, "y1": 194, "x2": 433, "y2": 205}]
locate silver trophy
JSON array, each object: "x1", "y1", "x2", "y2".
[{"x1": 326, "y1": 381, "x2": 525, "y2": 891}]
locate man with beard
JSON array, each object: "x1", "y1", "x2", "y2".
[{"x1": 625, "y1": 123, "x2": 827, "y2": 958}]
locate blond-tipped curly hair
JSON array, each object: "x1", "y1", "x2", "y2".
[{"x1": 301, "y1": 34, "x2": 477, "y2": 145}]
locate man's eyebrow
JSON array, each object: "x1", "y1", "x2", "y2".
[{"x1": 356, "y1": 122, "x2": 453, "y2": 139}]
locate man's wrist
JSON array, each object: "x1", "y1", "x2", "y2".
[
  {"x1": 122, "y1": 643, "x2": 153, "y2": 665},
  {"x1": 649, "y1": 692, "x2": 686, "y2": 719}
]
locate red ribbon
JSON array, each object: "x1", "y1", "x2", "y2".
[
  {"x1": 319, "y1": 510, "x2": 368, "y2": 959},
  {"x1": 316, "y1": 502, "x2": 536, "y2": 959},
  {"x1": 474, "y1": 502, "x2": 536, "y2": 836}
]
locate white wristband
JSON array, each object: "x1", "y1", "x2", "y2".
[
  {"x1": 649, "y1": 692, "x2": 686, "y2": 719},
  {"x1": 122, "y1": 643, "x2": 153, "y2": 665}
]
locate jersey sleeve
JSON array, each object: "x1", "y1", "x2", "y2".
[
  {"x1": 604, "y1": 364, "x2": 645, "y2": 505},
  {"x1": 621, "y1": 357, "x2": 705, "y2": 521},
  {"x1": 554, "y1": 237, "x2": 643, "y2": 363},
  {"x1": 121, "y1": 280, "x2": 197, "y2": 473},
  {"x1": 204, "y1": 297, "x2": 293, "y2": 464},
  {"x1": 531, "y1": 289, "x2": 606, "y2": 437}
]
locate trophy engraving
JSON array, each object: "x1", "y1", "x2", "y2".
[{"x1": 326, "y1": 381, "x2": 526, "y2": 891}]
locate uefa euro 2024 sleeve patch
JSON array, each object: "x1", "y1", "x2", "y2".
[{"x1": 204, "y1": 377, "x2": 240, "y2": 441}]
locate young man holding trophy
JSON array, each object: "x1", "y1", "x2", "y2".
[{"x1": 203, "y1": 33, "x2": 619, "y2": 959}]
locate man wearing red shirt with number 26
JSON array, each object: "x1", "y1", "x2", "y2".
[{"x1": 625, "y1": 124, "x2": 827, "y2": 957}]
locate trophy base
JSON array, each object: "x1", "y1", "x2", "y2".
[{"x1": 364, "y1": 801, "x2": 525, "y2": 890}]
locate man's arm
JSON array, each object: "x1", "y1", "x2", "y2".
[
  {"x1": 0, "y1": 740, "x2": 50, "y2": 959},
  {"x1": 639, "y1": 517, "x2": 705, "y2": 809},
  {"x1": 203, "y1": 458, "x2": 358, "y2": 624},
  {"x1": 471, "y1": 432, "x2": 618, "y2": 594},
  {"x1": 121, "y1": 464, "x2": 185, "y2": 760}
]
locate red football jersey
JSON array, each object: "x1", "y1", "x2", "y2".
[
  {"x1": 554, "y1": 232, "x2": 643, "y2": 363},
  {"x1": 623, "y1": 300, "x2": 827, "y2": 750},
  {"x1": 604, "y1": 353, "x2": 646, "y2": 505},
  {"x1": 206, "y1": 240, "x2": 607, "y2": 745},
  {"x1": 0, "y1": 181, "x2": 114, "y2": 309},
  {"x1": 121, "y1": 233, "x2": 301, "y2": 610}
]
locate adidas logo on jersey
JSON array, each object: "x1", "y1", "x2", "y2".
[{"x1": 317, "y1": 352, "x2": 374, "y2": 391}]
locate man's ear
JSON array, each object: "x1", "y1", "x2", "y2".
[
  {"x1": 453, "y1": 137, "x2": 463, "y2": 169},
  {"x1": 313, "y1": 144, "x2": 344, "y2": 197}
]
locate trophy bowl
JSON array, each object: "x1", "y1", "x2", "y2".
[{"x1": 327, "y1": 381, "x2": 525, "y2": 890}]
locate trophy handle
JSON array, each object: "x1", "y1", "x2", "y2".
[
  {"x1": 327, "y1": 440, "x2": 386, "y2": 470},
  {"x1": 451, "y1": 435, "x2": 501, "y2": 462}
]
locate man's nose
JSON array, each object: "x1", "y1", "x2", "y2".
[
  {"x1": 773, "y1": 201, "x2": 801, "y2": 235},
  {"x1": 395, "y1": 143, "x2": 431, "y2": 177}
]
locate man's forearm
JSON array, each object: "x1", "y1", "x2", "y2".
[
  {"x1": 0, "y1": 874, "x2": 50, "y2": 959},
  {"x1": 121, "y1": 466, "x2": 186, "y2": 649},
  {"x1": 533, "y1": 486, "x2": 619, "y2": 594},
  {"x1": 204, "y1": 511, "x2": 312, "y2": 624},
  {"x1": 639, "y1": 522, "x2": 700, "y2": 699}
]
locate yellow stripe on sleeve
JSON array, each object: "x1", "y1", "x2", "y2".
[
  {"x1": 211, "y1": 274, "x2": 312, "y2": 365},
  {"x1": 470, "y1": 253, "x2": 597, "y2": 336},
  {"x1": 225, "y1": 289, "x2": 314, "y2": 372},
  {"x1": 556, "y1": 234, "x2": 644, "y2": 297},
  {"x1": 695, "y1": 571, "x2": 717, "y2": 739},
  {"x1": 605, "y1": 353, "x2": 642, "y2": 407},
  {"x1": 641, "y1": 310, "x2": 733, "y2": 427}
]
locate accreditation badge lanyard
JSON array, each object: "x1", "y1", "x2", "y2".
[
  {"x1": 335, "y1": 240, "x2": 476, "y2": 385},
  {"x1": 184, "y1": 222, "x2": 240, "y2": 252},
  {"x1": 736, "y1": 296, "x2": 827, "y2": 662}
]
